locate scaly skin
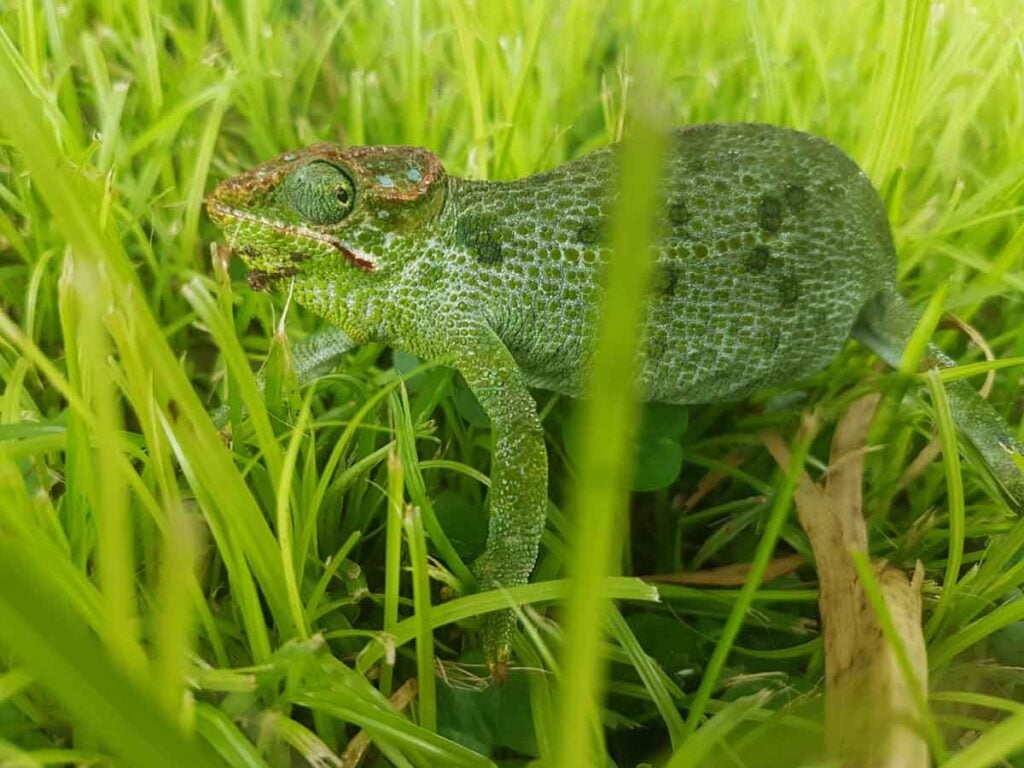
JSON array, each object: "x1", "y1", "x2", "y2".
[{"x1": 206, "y1": 123, "x2": 1023, "y2": 677}]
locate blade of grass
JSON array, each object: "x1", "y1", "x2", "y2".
[
  {"x1": 606, "y1": 608, "x2": 686, "y2": 749},
  {"x1": 923, "y1": 368, "x2": 966, "y2": 639},
  {"x1": 357, "y1": 577, "x2": 660, "y2": 673},
  {"x1": 0, "y1": 28, "x2": 295, "y2": 654},
  {"x1": 293, "y1": 690, "x2": 493, "y2": 768},
  {"x1": 381, "y1": 440, "x2": 405, "y2": 698},
  {"x1": 276, "y1": 391, "x2": 316, "y2": 640},
  {"x1": 403, "y1": 503, "x2": 436, "y2": 733},
  {"x1": 684, "y1": 414, "x2": 817, "y2": 735},
  {"x1": 194, "y1": 703, "x2": 273, "y2": 768},
  {"x1": 551, "y1": 83, "x2": 667, "y2": 768},
  {"x1": 390, "y1": 379, "x2": 474, "y2": 588}
]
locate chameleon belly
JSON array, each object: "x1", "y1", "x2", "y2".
[{"x1": 450, "y1": 124, "x2": 897, "y2": 403}]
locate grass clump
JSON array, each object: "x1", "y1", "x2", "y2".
[{"x1": 1, "y1": 1, "x2": 1024, "y2": 766}]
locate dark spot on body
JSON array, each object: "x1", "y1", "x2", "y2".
[
  {"x1": 575, "y1": 221, "x2": 604, "y2": 246},
  {"x1": 667, "y1": 199, "x2": 689, "y2": 226},
  {"x1": 289, "y1": 251, "x2": 310, "y2": 262},
  {"x1": 758, "y1": 195, "x2": 784, "y2": 234},
  {"x1": 456, "y1": 213, "x2": 504, "y2": 264},
  {"x1": 745, "y1": 244, "x2": 771, "y2": 272},
  {"x1": 784, "y1": 184, "x2": 809, "y2": 212},
  {"x1": 246, "y1": 265, "x2": 298, "y2": 292},
  {"x1": 779, "y1": 270, "x2": 801, "y2": 307},
  {"x1": 474, "y1": 240, "x2": 503, "y2": 264},
  {"x1": 167, "y1": 399, "x2": 180, "y2": 421}
]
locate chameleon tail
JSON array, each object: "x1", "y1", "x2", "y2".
[{"x1": 852, "y1": 287, "x2": 1024, "y2": 511}]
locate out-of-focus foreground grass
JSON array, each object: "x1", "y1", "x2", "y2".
[{"x1": 0, "y1": 1, "x2": 1023, "y2": 766}]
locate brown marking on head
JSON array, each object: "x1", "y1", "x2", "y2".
[{"x1": 205, "y1": 143, "x2": 448, "y2": 274}]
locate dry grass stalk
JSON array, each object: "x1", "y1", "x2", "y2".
[{"x1": 644, "y1": 553, "x2": 805, "y2": 586}]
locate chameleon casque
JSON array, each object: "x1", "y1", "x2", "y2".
[{"x1": 206, "y1": 123, "x2": 1024, "y2": 676}]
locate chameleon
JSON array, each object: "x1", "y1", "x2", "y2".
[{"x1": 206, "y1": 123, "x2": 1024, "y2": 677}]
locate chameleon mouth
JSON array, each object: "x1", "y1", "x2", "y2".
[{"x1": 205, "y1": 199, "x2": 378, "y2": 272}]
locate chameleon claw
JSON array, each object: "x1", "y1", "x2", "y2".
[
  {"x1": 489, "y1": 656, "x2": 510, "y2": 686},
  {"x1": 479, "y1": 596, "x2": 515, "y2": 686},
  {"x1": 485, "y1": 633, "x2": 512, "y2": 686}
]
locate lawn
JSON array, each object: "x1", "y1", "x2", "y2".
[{"x1": 1, "y1": 1, "x2": 1023, "y2": 766}]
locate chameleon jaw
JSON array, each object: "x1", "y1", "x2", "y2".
[{"x1": 205, "y1": 199, "x2": 379, "y2": 272}]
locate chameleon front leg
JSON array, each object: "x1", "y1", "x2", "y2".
[{"x1": 452, "y1": 326, "x2": 548, "y2": 678}]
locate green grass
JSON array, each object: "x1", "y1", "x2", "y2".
[{"x1": 1, "y1": 0, "x2": 1023, "y2": 766}]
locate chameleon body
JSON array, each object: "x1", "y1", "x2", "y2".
[{"x1": 207, "y1": 123, "x2": 1023, "y2": 673}]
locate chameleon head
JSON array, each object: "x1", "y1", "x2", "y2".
[{"x1": 205, "y1": 143, "x2": 448, "y2": 283}]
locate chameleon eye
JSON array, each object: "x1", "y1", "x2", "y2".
[{"x1": 278, "y1": 160, "x2": 356, "y2": 225}]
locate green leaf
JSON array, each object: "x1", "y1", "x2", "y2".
[
  {"x1": 436, "y1": 660, "x2": 538, "y2": 758},
  {"x1": 434, "y1": 488, "x2": 489, "y2": 560},
  {"x1": 631, "y1": 434, "x2": 685, "y2": 492},
  {"x1": 453, "y1": 375, "x2": 491, "y2": 428},
  {"x1": 562, "y1": 401, "x2": 689, "y2": 492}
]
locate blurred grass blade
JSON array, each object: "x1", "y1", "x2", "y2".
[
  {"x1": 552, "y1": 83, "x2": 667, "y2": 768},
  {"x1": 195, "y1": 703, "x2": 273, "y2": 768},
  {"x1": 941, "y1": 709, "x2": 1024, "y2": 768},
  {"x1": 0, "y1": 538, "x2": 224, "y2": 768},
  {"x1": 0, "y1": 23, "x2": 296, "y2": 652},
  {"x1": 294, "y1": 690, "x2": 494, "y2": 768},
  {"x1": 665, "y1": 692, "x2": 770, "y2": 768}
]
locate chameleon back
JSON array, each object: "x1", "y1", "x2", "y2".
[{"x1": 448, "y1": 124, "x2": 897, "y2": 403}]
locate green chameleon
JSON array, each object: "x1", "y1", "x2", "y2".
[{"x1": 206, "y1": 123, "x2": 1023, "y2": 676}]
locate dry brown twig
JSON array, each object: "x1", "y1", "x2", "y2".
[
  {"x1": 763, "y1": 395, "x2": 930, "y2": 768},
  {"x1": 340, "y1": 677, "x2": 419, "y2": 768}
]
